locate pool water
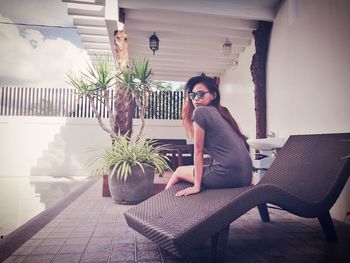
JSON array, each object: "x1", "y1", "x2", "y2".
[{"x1": 0, "y1": 175, "x2": 91, "y2": 237}]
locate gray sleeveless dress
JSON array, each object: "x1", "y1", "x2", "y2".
[{"x1": 192, "y1": 105, "x2": 252, "y2": 188}]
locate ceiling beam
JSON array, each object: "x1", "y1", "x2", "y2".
[
  {"x1": 128, "y1": 39, "x2": 248, "y2": 51},
  {"x1": 125, "y1": 9, "x2": 258, "y2": 30},
  {"x1": 129, "y1": 51, "x2": 238, "y2": 61},
  {"x1": 77, "y1": 26, "x2": 108, "y2": 35},
  {"x1": 63, "y1": 0, "x2": 105, "y2": 5},
  {"x1": 126, "y1": 31, "x2": 252, "y2": 46},
  {"x1": 119, "y1": 0, "x2": 276, "y2": 21},
  {"x1": 129, "y1": 54, "x2": 238, "y2": 65},
  {"x1": 151, "y1": 65, "x2": 227, "y2": 74},
  {"x1": 129, "y1": 43, "x2": 245, "y2": 54},
  {"x1": 80, "y1": 35, "x2": 110, "y2": 43},
  {"x1": 128, "y1": 46, "x2": 244, "y2": 58},
  {"x1": 87, "y1": 50, "x2": 113, "y2": 56},
  {"x1": 152, "y1": 72, "x2": 222, "y2": 82},
  {"x1": 84, "y1": 42, "x2": 111, "y2": 49},
  {"x1": 147, "y1": 60, "x2": 232, "y2": 70},
  {"x1": 73, "y1": 16, "x2": 106, "y2": 27},
  {"x1": 67, "y1": 3, "x2": 105, "y2": 17},
  {"x1": 125, "y1": 20, "x2": 253, "y2": 39},
  {"x1": 154, "y1": 69, "x2": 222, "y2": 76}
]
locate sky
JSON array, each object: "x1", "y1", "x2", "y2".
[{"x1": 0, "y1": 0, "x2": 89, "y2": 89}]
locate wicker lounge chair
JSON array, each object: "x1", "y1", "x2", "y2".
[{"x1": 124, "y1": 133, "x2": 350, "y2": 262}]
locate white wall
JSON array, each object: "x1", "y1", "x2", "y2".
[
  {"x1": 267, "y1": 0, "x2": 350, "y2": 137},
  {"x1": 0, "y1": 116, "x2": 186, "y2": 178},
  {"x1": 267, "y1": 0, "x2": 350, "y2": 222},
  {"x1": 220, "y1": 40, "x2": 256, "y2": 140}
]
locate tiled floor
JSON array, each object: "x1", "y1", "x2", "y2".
[{"x1": 3, "y1": 176, "x2": 350, "y2": 263}]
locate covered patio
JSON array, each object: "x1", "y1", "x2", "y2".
[
  {"x1": 59, "y1": 0, "x2": 350, "y2": 222},
  {"x1": 1, "y1": 0, "x2": 350, "y2": 262}
]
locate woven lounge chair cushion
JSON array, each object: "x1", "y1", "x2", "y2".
[{"x1": 124, "y1": 133, "x2": 350, "y2": 258}]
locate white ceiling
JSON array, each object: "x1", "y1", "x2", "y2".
[{"x1": 63, "y1": 0, "x2": 281, "y2": 82}]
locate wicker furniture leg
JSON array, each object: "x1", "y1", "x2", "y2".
[
  {"x1": 211, "y1": 225, "x2": 230, "y2": 263},
  {"x1": 257, "y1": 203, "x2": 270, "y2": 222},
  {"x1": 318, "y1": 211, "x2": 337, "y2": 242}
]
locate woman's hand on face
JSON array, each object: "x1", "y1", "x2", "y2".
[{"x1": 175, "y1": 186, "x2": 201, "y2": 197}]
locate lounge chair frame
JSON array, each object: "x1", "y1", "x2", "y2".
[{"x1": 124, "y1": 133, "x2": 350, "y2": 262}]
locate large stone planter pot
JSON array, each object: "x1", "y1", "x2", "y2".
[{"x1": 109, "y1": 165, "x2": 155, "y2": 205}]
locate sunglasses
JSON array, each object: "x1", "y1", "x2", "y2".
[{"x1": 189, "y1": 91, "x2": 209, "y2": 100}]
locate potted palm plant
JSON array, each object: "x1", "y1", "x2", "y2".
[
  {"x1": 95, "y1": 133, "x2": 169, "y2": 204},
  {"x1": 67, "y1": 54, "x2": 170, "y2": 201}
]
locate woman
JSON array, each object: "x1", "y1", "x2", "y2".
[{"x1": 165, "y1": 75, "x2": 252, "y2": 196}]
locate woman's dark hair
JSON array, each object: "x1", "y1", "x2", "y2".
[{"x1": 182, "y1": 75, "x2": 247, "y2": 142}]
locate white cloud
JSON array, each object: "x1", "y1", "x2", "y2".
[
  {"x1": 0, "y1": 15, "x2": 90, "y2": 89},
  {"x1": 0, "y1": 0, "x2": 73, "y2": 26}
]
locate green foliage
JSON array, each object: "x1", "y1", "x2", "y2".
[
  {"x1": 66, "y1": 54, "x2": 116, "y2": 100},
  {"x1": 115, "y1": 66, "x2": 141, "y2": 103},
  {"x1": 84, "y1": 54, "x2": 116, "y2": 91},
  {"x1": 66, "y1": 73, "x2": 94, "y2": 97},
  {"x1": 94, "y1": 133, "x2": 171, "y2": 181},
  {"x1": 133, "y1": 58, "x2": 152, "y2": 84}
]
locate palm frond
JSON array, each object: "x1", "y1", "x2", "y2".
[{"x1": 133, "y1": 58, "x2": 152, "y2": 84}]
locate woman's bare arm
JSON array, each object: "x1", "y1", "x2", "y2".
[{"x1": 175, "y1": 122, "x2": 205, "y2": 196}]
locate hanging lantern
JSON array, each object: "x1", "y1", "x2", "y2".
[
  {"x1": 149, "y1": 32, "x2": 159, "y2": 55},
  {"x1": 223, "y1": 38, "x2": 232, "y2": 56}
]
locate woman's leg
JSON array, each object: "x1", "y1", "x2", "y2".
[{"x1": 165, "y1": 165, "x2": 195, "y2": 189}]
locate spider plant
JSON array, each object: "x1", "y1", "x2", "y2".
[{"x1": 95, "y1": 133, "x2": 170, "y2": 181}]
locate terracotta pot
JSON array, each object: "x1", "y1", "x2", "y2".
[{"x1": 109, "y1": 165, "x2": 155, "y2": 205}]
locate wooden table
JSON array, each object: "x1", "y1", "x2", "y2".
[{"x1": 160, "y1": 144, "x2": 194, "y2": 169}]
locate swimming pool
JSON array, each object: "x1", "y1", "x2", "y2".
[{"x1": 0, "y1": 175, "x2": 91, "y2": 238}]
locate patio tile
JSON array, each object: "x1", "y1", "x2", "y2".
[
  {"x1": 22, "y1": 254, "x2": 55, "y2": 263},
  {"x1": 45, "y1": 221, "x2": 61, "y2": 228},
  {"x1": 46, "y1": 232, "x2": 72, "y2": 239},
  {"x1": 39, "y1": 238, "x2": 66, "y2": 246},
  {"x1": 51, "y1": 227, "x2": 75, "y2": 233},
  {"x1": 21, "y1": 239, "x2": 43, "y2": 247},
  {"x1": 69, "y1": 230, "x2": 93, "y2": 238},
  {"x1": 75, "y1": 226, "x2": 96, "y2": 232},
  {"x1": 136, "y1": 242, "x2": 158, "y2": 250},
  {"x1": 113, "y1": 234, "x2": 134, "y2": 243},
  {"x1": 80, "y1": 252, "x2": 109, "y2": 263},
  {"x1": 52, "y1": 253, "x2": 82, "y2": 263},
  {"x1": 3, "y1": 255, "x2": 26, "y2": 263},
  {"x1": 138, "y1": 260, "x2": 163, "y2": 263},
  {"x1": 31, "y1": 245, "x2": 61, "y2": 255},
  {"x1": 12, "y1": 246, "x2": 35, "y2": 256},
  {"x1": 64, "y1": 237, "x2": 90, "y2": 245},
  {"x1": 110, "y1": 250, "x2": 134, "y2": 261},
  {"x1": 98, "y1": 216, "x2": 117, "y2": 224},
  {"x1": 58, "y1": 244, "x2": 87, "y2": 254},
  {"x1": 92, "y1": 227, "x2": 117, "y2": 238},
  {"x1": 137, "y1": 249, "x2": 161, "y2": 261},
  {"x1": 85, "y1": 237, "x2": 112, "y2": 253},
  {"x1": 57, "y1": 220, "x2": 81, "y2": 227},
  {"x1": 31, "y1": 232, "x2": 50, "y2": 239},
  {"x1": 111, "y1": 242, "x2": 134, "y2": 251}
]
